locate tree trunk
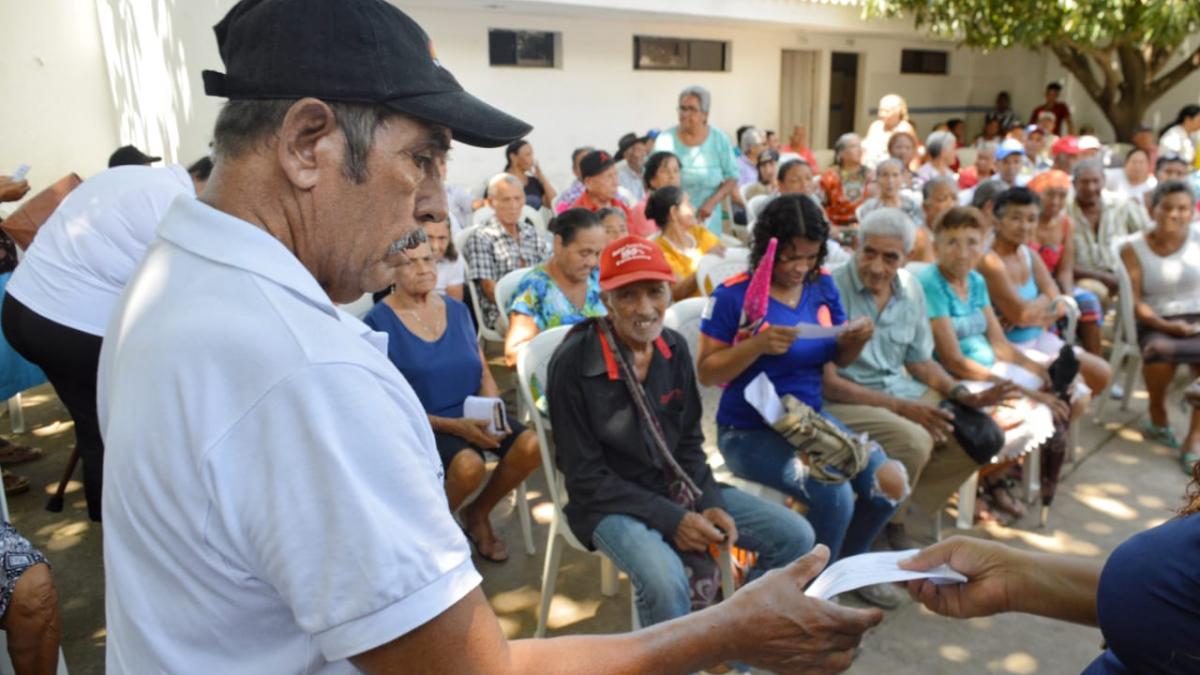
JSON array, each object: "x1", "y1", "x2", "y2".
[{"x1": 1100, "y1": 95, "x2": 1150, "y2": 143}]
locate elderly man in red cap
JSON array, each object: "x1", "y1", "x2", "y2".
[
  {"x1": 97, "y1": 0, "x2": 881, "y2": 672},
  {"x1": 547, "y1": 236, "x2": 826, "y2": 632}
]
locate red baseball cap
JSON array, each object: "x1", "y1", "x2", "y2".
[
  {"x1": 599, "y1": 236, "x2": 676, "y2": 291},
  {"x1": 1051, "y1": 136, "x2": 1080, "y2": 156}
]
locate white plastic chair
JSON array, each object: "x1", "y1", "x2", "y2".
[
  {"x1": 746, "y1": 194, "x2": 773, "y2": 233},
  {"x1": 472, "y1": 205, "x2": 545, "y2": 231},
  {"x1": 696, "y1": 248, "x2": 751, "y2": 296},
  {"x1": 456, "y1": 225, "x2": 506, "y2": 346},
  {"x1": 493, "y1": 266, "x2": 533, "y2": 336},
  {"x1": 518, "y1": 327, "x2": 733, "y2": 635},
  {"x1": 7, "y1": 395, "x2": 24, "y2": 435},
  {"x1": 1096, "y1": 256, "x2": 1141, "y2": 418}
]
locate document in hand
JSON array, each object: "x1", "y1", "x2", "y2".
[
  {"x1": 462, "y1": 396, "x2": 511, "y2": 436},
  {"x1": 792, "y1": 322, "x2": 848, "y2": 339},
  {"x1": 804, "y1": 550, "x2": 967, "y2": 600}
]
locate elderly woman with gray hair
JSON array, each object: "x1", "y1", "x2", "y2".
[
  {"x1": 654, "y1": 85, "x2": 740, "y2": 235},
  {"x1": 915, "y1": 130, "x2": 958, "y2": 190},
  {"x1": 818, "y1": 132, "x2": 874, "y2": 237},
  {"x1": 735, "y1": 127, "x2": 768, "y2": 187}
]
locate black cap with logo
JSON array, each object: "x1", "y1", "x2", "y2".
[
  {"x1": 202, "y1": 0, "x2": 532, "y2": 148},
  {"x1": 579, "y1": 151, "x2": 616, "y2": 180}
]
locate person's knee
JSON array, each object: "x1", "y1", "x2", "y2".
[
  {"x1": 880, "y1": 419, "x2": 934, "y2": 477},
  {"x1": 1080, "y1": 352, "x2": 1111, "y2": 391},
  {"x1": 447, "y1": 451, "x2": 486, "y2": 490},
  {"x1": 874, "y1": 460, "x2": 910, "y2": 503},
  {"x1": 511, "y1": 431, "x2": 542, "y2": 470},
  {"x1": 4, "y1": 563, "x2": 58, "y2": 628},
  {"x1": 634, "y1": 554, "x2": 690, "y2": 608}
]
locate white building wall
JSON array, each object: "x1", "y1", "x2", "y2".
[{"x1": 0, "y1": 0, "x2": 120, "y2": 199}]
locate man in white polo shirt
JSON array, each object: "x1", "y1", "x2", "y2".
[{"x1": 98, "y1": 0, "x2": 882, "y2": 672}]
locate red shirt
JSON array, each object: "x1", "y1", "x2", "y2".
[
  {"x1": 570, "y1": 191, "x2": 633, "y2": 221},
  {"x1": 1030, "y1": 102, "x2": 1071, "y2": 135}
]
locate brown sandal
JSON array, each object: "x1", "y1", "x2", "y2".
[
  {"x1": 0, "y1": 441, "x2": 43, "y2": 466},
  {"x1": 3, "y1": 469, "x2": 30, "y2": 496}
]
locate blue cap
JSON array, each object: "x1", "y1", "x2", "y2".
[{"x1": 995, "y1": 138, "x2": 1026, "y2": 160}]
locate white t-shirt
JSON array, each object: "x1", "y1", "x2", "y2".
[
  {"x1": 6, "y1": 165, "x2": 194, "y2": 336},
  {"x1": 98, "y1": 197, "x2": 479, "y2": 674},
  {"x1": 436, "y1": 256, "x2": 465, "y2": 293},
  {"x1": 1105, "y1": 168, "x2": 1156, "y2": 207}
]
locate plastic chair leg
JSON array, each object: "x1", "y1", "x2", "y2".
[
  {"x1": 1023, "y1": 446, "x2": 1041, "y2": 505},
  {"x1": 7, "y1": 394, "x2": 23, "y2": 435},
  {"x1": 515, "y1": 481, "x2": 535, "y2": 556},
  {"x1": 535, "y1": 520, "x2": 564, "y2": 638},
  {"x1": 600, "y1": 555, "x2": 619, "y2": 597},
  {"x1": 1119, "y1": 353, "x2": 1141, "y2": 412},
  {"x1": 955, "y1": 472, "x2": 979, "y2": 530}
]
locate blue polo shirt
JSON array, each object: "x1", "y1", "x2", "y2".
[{"x1": 700, "y1": 272, "x2": 846, "y2": 429}]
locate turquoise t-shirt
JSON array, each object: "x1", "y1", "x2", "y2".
[
  {"x1": 917, "y1": 265, "x2": 996, "y2": 368},
  {"x1": 653, "y1": 126, "x2": 739, "y2": 235}
]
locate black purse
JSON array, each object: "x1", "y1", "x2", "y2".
[{"x1": 938, "y1": 399, "x2": 1006, "y2": 465}]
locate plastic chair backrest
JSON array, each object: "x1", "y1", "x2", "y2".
[
  {"x1": 453, "y1": 224, "x2": 479, "y2": 258},
  {"x1": 663, "y1": 297, "x2": 709, "y2": 370},
  {"x1": 494, "y1": 266, "x2": 533, "y2": 334},
  {"x1": 1113, "y1": 255, "x2": 1138, "y2": 346},
  {"x1": 516, "y1": 326, "x2": 573, "y2": 508},
  {"x1": 746, "y1": 194, "x2": 772, "y2": 231},
  {"x1": 696, "y1": 248, "x2": 751, "y2": 296}
]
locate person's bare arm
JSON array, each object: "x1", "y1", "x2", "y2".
[
  {"x1": 906, "y1": 358, "x2": 958, "y2": 397},
  {"x1": 1057, "y1": 232, "x2": 1077, "y2": 292},
  {"x1": 696, "y1": 328, "x2": 797, "y2": 387},
  {"x1": 479, "y1": 278, "x2": 498, "y2": 300},
  {"x1": 700, "y1": 179, "x2": 737, "y2": 221},
  {"x1": 976, "y1": 252, "x2": 1053, "y2": 327},
  {"x1": 534, "y1": 163, "x2": 557, "y2": 207},
  {"x1": 671, "y1": 274, "x2": 700, "y2": 301},
  {"x1": 832, "y1": 317, "x2": 874, "y2": 367},
  {"x1": 1029, "y1": 251, "x2": 1065, "y2": 326},
  {"x1": 901, "y1": 536, "x2": 1100, "y2": 627},
  {"x1": 478, "y1": 344, "x2": 501, "y2": 398},
  {"x1": 504, "y1": 313, "x2": 541, "y2": 367},
  {"x1": 445, "y1": 284, "x2": 465, "y2": 302},
  {"x1": 353, "y1": 548, "x2": 883, "y2": 675},
  {"x1": 983, "y1": 307, "x2": 1049, "y2": 381},
  {"x1": 929, "y1": 317, "x2": 998, "y2": 383},
  {"x1": 1073, "y1": 265, "x2": 1118, "y2": 292}
]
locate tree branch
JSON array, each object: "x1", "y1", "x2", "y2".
[
  {"x1": 1050, "y1": 44, "x2": 1105, "y2": 103},
  {"x1": 1149, "y1": 43, "x2": 1200, "y2": 99}
]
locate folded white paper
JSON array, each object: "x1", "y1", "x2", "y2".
[
  {"x1": 462, "y1": 396, "x2": 510, "y2": 436},
  {"x1": 793, "y1": 322, "x2": 847, "y2": 339},
  {"x1": 804, "y1": 549, "x2": 967, "y2": 600},
  {"x1": 745, "y1": 372, "x2": 784, "y2": 424}
]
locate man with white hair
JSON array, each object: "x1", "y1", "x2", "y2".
[
  {"x1": 464, "y1": 172, "x2": 552, "y2": 330},
  {"x1": 823, "y1": 209, "x2": 1014, "y2": 562}
]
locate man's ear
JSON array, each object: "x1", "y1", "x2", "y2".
[{"x1": 276, "y1": 98, "x2": 342, "y2": 190}]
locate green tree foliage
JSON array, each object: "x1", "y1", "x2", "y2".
[{"x1": 864, "y1": 0, "x2": 1200, "y2": 140}]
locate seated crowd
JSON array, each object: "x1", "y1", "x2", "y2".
[
  {"x1": 2, "y1": 69, "x2": 1199, "y2": 671},
  {"x1": 385, "y1": 84, "x2": 1200, "y2": 620}
]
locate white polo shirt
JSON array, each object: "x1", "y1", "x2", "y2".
[
  {"x1": 6, "y1": 164, "x2": 195, "y2": 336},
  {"x1": 98, "y1": 196, "x2": 479, "y2": 674}
]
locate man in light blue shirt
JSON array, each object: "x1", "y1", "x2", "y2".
[{"x1": 823, "y1": 209, "x2": 1006, "y2": 552}]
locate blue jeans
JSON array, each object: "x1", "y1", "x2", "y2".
[
  {"x1": 718, "y1": 422, "x2": 899, "y2": 560},
  {"x1": 592, "y1": 486, "x2": 814, "y2": 627}
]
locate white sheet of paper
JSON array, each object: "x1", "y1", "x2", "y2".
[
  {"x1": 745, "y1": 372, "x2": 784, "y2": 425},
  {"x1": 793, "y1": 322, "x2": 847, "y2": 339},
  {"x1": 804, "y1": 550, "x2": 967, "y2": 600},
  {"x1": 462, "y1": 396, "x2": 507, "y2": 435}
]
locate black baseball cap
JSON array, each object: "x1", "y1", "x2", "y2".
[
  {"x1": 108, "y1": 145, "x2": 162, "y2": 168},
  {"x1": 202, "y1": 0, "x2": 531, "y2": 148},
  {"x1": 579, "y1": 150, "x2": 616, "y2": 179}
]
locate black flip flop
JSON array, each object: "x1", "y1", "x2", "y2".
[{"x1": 462, "y1": 526, "x2": 508, "y2": 563}]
